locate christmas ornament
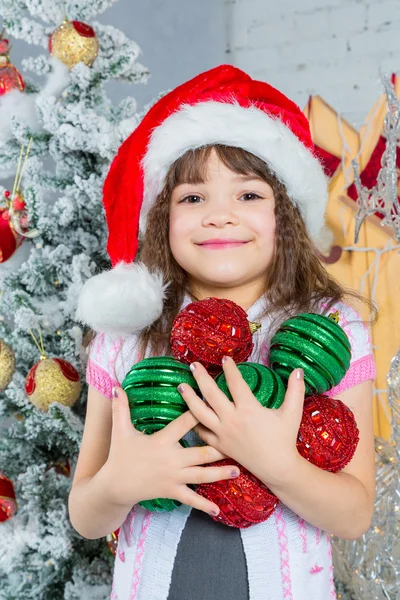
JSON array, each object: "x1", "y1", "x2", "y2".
[
  {"x1": 107, "y1": 528, "x2": 120, "y2": 556},
  {"x1": 25, "y1": 325, "x2": 81, "y2": 411},
  {"x1": 25, "y1": 357, "x2": 81, "y2": 411},
  {"x1": 0, "y1": 338, "x2": 16, "y2": 391},
  {"x1": 171, "y1": 297, "x2": 261, "y2": 376},
  {"x1": 215, "y1": 362, "x2": 285, "y2": 409},
  {"x1": 0, "y1": 31, "x2": 25, "y2": 96},
  {"x1": 0, "y1": 472, "x2": 17, "y2": 522},
  {"x1": 49, "y1": 19, "x2": 99, "y2": 69},
  {"x1": 197, "y1": 459, "x2": 279, "y2": 528},
  {"x1": 0, "y1": 138, "x2": 40, "y2": 261},
  {"x1": 122, "y1": 356, "x2": 200, "y2": 512},
  {"x1": 297, "y1": 394, "x2": 359, "y2": 472},
  {"x1": 269, "y1": 311, "x2": 351, "y2": 395}
]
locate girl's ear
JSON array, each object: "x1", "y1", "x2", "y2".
[{"x1": 76, "y1": 262, "x2": 168, "y2": 337}]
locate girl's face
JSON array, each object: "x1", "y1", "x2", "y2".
[{"x1": 169, "y1": 149, "x2": 276, "y2": 307}]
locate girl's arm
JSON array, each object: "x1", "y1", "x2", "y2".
[{"x1": 261, "y1": 379, "x2": 375, "y2": 539}]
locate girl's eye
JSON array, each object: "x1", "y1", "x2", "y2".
[
  {"x1": 241, "y1": 192, "x2": 262, "y2": 201},
  {"x1": 179, "y1": 195, "x2": 203, "y2": 204}
]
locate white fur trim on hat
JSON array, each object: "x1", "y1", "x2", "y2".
[
  {"x1": 75, "y1": 262, "x2": 168, "y2": 336},
  {"x1": 140, "y1": 101, "x2": 328, "y2": 242}
]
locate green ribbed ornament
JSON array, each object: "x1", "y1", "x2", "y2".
[
  {"x1": 269, "y1": 312, "x2": 351, "y2": 396},
  {"x1": 122, "y1": 356, "x2": 200, "y2": 512},
  {"x1": 215, "y1": 362, "x2": 286, "y2": 409}
]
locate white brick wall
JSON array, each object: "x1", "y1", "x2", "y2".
[{"x1": 224, "y1": 0, "x2": 400, "y2": 127}]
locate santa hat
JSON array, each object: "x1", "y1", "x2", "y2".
[{"x1": 76, "y1": 64, "x2": 328, "y2": 337}]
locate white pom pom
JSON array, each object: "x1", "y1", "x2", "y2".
[
  {"x1": 315, "y1": 225, "x2": 335, "y2": 254},
  {"x1": 75, "y1": 262, "x2": 168, "y2": 336}
]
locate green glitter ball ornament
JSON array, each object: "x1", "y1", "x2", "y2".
[
  {"x1": 215, "y1": 362, "x2": 286, "y2": 409},
  {"x1": 269, "y1": 312, "x2": 351, "y2": 396},
  {"x1": 122, "y1": 356, "x2": 200, "y2": 512}
]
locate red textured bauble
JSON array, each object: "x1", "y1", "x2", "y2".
[
  {"x1": 0, "y1": 472, "x2": 17, "y2": 522},
  {"x1": 170, "y1": 297, "x2": 260, "y2": 376},
  {"x1": 196, "y1": 459, "x2": 279, "y2": 528},
  {"x1": 0, "y1": 63, "x2": 25, "y2": 96},
  {"x1": 0, "y1": 211, "x2": 23, "y2": 263},
  {"x1": 297, "y1": 394, "x2": 359, "y2": 472}
]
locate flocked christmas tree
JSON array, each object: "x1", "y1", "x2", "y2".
[{"x1": 0, "y1": 1, "x2": 149, "y2": 597}]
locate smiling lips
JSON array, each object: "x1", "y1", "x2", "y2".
[{"x1": 197, "y1": 239, "x2": 250, "y2": 249}]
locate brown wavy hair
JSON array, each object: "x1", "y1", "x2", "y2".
[{"x1": 132, "y1": 144, "x2": 375, "y2": 360}]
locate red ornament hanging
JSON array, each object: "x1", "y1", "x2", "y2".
[
  {"x1": 0, "y1": 472, "x2": 17, "y2": 522},
  {"x1": 0, "y1": 33, "x2": 25, "y2": 96},
  {"x1": 170, "y1": 297, "x2": 261, "y2": 376},
  {"x1": 297, "y1": 394, "x2": 359, "y2": 472},
  {"x1": 196, "y1": 459, "x2": 279, "y2": 528},
  {"x1": 0, "y1": 206, "x2": 23, "y2": 263}
]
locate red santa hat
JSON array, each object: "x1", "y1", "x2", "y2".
[{"x1": 76, "y1": 64, "x2": 328, "y2": 337}]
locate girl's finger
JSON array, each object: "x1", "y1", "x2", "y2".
[
  {"x1": 176, "y1": 486, "x2": 221, "y2": 517},
  {"x1": 110, "y1": 387, "x2": 140, "y2": 439},
  {"x1": 221, "y1": 356, "x2": 257, "y2": 406},
  {"x1": 156, "y1": 409, "x2": 199, "y2": 443},
  {"x1": 279, "y1": 368, "x2": 305, "y2": 420},
  {"x1": 178, "y1": 383, "x2": 221, "y2": 432},
  {"x1": 189, "y1": 362, "x2": 233, "y2": 416},
  {"x1": 180, "y1": 445, "x2": 226, "y2": 467},
  {"x1": 182, "y1": 463, "x2": 240, "y2": 486},
  {"x1": 194, "y1": 423, "x2": 219, "y2": 448}
]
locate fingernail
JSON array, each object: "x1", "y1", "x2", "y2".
[
  {"x1": 222, "y1": 356, "x2": 228, "y2": 364},
  {"x1": 296, "y1": 369, "x2": 304, "y2": 380},
  {"x1": 210, "y1": 508, "x2": 219, "y2": 516},
  {"x1": 189, "y1": 363, "x2": 196, "y2": 372},
  {"x1": 230, "y1": 469, "x2": 240, "y2": 478},
  {"x1": 112, "y1": 387, "x2": 119, "y2": 399},
  {"x1": 177, "y1": 384, "x2": 185, "y2": 394}
]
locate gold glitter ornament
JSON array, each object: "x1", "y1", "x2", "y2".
[
  {"x1": 0, "y1": 338, "x2": 16, "y2": 391},
  {"x1": 48, "y1": 19, "x2": 99, "y2": 69},
  {"x1": 25, "y1": 355, "x2": 81, "y2": 411}
]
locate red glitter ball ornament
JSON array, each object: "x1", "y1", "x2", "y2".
[
  {"x1": 196, "y1": 459, "x2": 279, "y2": 528},
  {"x1": 0, "y1": 472, "x2": 17, "y2": 522},
  {"x1": 170, "y1": 297, "x2": 260, "y2": 376},
  {"x1": 0, "y1": 63, "x2": 25, "y2": 96},
  {"x1": 297, "y1": 394, "x2": 359, "y2": 472}
]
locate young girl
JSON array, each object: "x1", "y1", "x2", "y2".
[{"x1": 69, "y1": 65, "x2": 376, "y2": 600}]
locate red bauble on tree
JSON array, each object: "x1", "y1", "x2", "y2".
[
  {"x1": 297, "y1": 394, "x2": 359, "y2": 472},
  {"x1": 0, "y1": 33, "x2": 25, "y2": 96},
  {"x1": 196, "y1": 459, "x2": 279, "y2": 528},
  {"x1": 0, "y1": 472, "x2": 17, "y2": 522},
  {"x1": 170, "y1": 297, "x2": 260, "y2": 376}
]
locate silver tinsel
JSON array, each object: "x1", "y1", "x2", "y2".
[
  {"x1": 352, "y1": 74, "x2": 400, "y2": 243},
  {"x1": 333, "y1": 352, "x2": 400, "y2": 599},
  {"x1": 333, "y1": 74, "x2": 400, "y2": 599}
]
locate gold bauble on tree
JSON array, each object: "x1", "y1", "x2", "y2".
[
  {"x1": 25, "y1": 356, "x2": 81, "y2": 411},
  {"x1": 48, "y1": 19, "x2": 99, "y2": 69},
  {"x1": 0, "y1": 338, "x2": 16, "y2": 391}
]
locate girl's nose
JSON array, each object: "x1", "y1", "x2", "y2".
[{"x1": 201, "y1": 205, "x2": 240, "y2": 228}]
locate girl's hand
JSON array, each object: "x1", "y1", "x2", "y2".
[
  {"x1": 102, "y1": 386, "x2": 240, "y2": 516},
  {"x1": 177, "y1": 357, "x2": 306, "y2": 487}
]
